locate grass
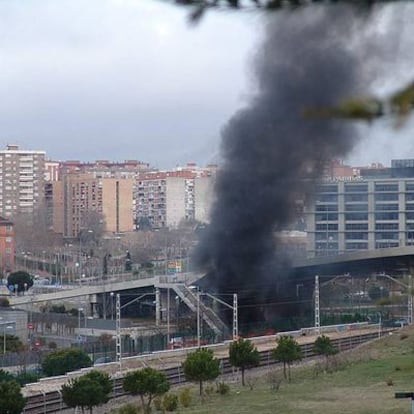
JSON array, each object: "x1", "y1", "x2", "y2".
[{"x1": 114, "y1": 328, "x2": 414, "y2": 414}]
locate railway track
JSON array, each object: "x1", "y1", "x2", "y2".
[{"x1": 23, "y1": 331, "x2": 381, "y2": 414}]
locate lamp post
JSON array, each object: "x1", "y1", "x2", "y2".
[
  {"x1": 78, "y1": 308, "x2": 84, "y2": 343},
  {"x1": 0, "y1": 320, "x2": 14, "y2": 354},
  {"x1": 110, "y1": 292, "x2": 114, "y2": 320}
]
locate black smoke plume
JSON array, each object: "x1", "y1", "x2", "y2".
[{"x1": 194, "y1": 5, "x2": 399, "y2": 325}]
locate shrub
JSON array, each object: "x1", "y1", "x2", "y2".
[
  {"x1": 113, "y1": 403, "x2": 141, "y2": 414},
  {"x1": 0, "y1": 297, "x2": 10, "y2": 307},
  {"x1": 179, "y1": 387, "x2": 192, "y2": 407},
  {"x1": 153, "y1": 396, "x2": 162, "y2": 411},
  {"x1": 162, "y1": 393, "x2": 178, "y2": 412},
  {"x1": 14, "y1": 371, "x2": 41, "y2": 386},
  {"x1": 216, "y1": 381, "x2": 230, "y2": 395},
  {"x1": 204, "y1": 385, "x2": 215, "y2": 396},
  {"x1": 386, "y1": 378, "x2": 394, "y2": 386},
  {"x1": 266, "y1": 370, "x2": 283, "y2": 392},
  {"x1": 41, "y1": 348, "x2": 92, "y2": 376}
]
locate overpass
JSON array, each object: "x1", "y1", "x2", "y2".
[
  {"x1": 292, "y1": 246, "x2": 414, "y2": 277},
  {"x1": 8, "y1": 272, "x2": 204, "y2": 306},
  {"x1": 7, "y1": 271, "x2": 229, "y2": 337}
]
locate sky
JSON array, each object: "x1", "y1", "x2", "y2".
[{"x1": 0, "y1": 1, "x2": 413, "y2": 169}]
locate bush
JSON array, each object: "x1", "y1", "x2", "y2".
[
  {"x1": 112, "y1": 403, "x2": 141, "y2": 414},
  {"x1": 41, "y1": 348, "x2": 92, "y2": 376},
  {"x1": 162, "y1": 393, "x2": 178, "y2": 412},
  {"x1": 204, "y1": 385, "x2": 215, "y2": 396},
  {"x1": 14, "y1": 371, "x2": 41, "y2": 386},
  {"x1": 153, "y1": 396, "x2": 162, "y2": 411},
  {"x1": 216, "y1": 381, "x2": 230, "y2": 395},
  {"x1": 0, "y1": 297, "x2": 10, "y2": 307},
  {"x1": 179, "y1": 387, "x2": 192, "y2": 407}
]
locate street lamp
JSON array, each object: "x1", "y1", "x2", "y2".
[
  {"x1": 0, "y1": 319, "x2": 15, "y2": 354},
  {"x1": 110, "y1": 292, "x2": 114, "y2": 320},
  {"x1": 78, "y1": 308, "x2": 84, "y2": 343}
]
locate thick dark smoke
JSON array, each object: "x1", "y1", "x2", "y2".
[{"x1": 194, "y1": 5, "x2": 397, "y2": 324}]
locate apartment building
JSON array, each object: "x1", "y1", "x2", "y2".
[
  {"x1": 0, "y1": 216, "x2": 14, "y2": 272},
  {"x1": 55, "y1": 173, "x2": 134, "y2": 238},
  {"x1": 0, "y1": 144, "x2": 45, "y2": 217},
  {"x1": 306, "y1": 159, "x2": 414, "y2": 257},
  {"x1": 136, "y1": 165, "x2": 216, "y2": 229}
]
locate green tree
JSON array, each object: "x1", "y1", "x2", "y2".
[
  {"x1": 41, "y1": 348, "x2": 92, "y2": 376},
  {"x1": 182, "y1": 348, "x2": 220, "y2": 395},
  {"x1": 313, "y1": 335, "x2": 337, "y2": 362},
  {"x1": 272, "y1": 335, "x2": 302, "y2": 382},
  {"x1": 0, "y1": 369, "x2": 14, "y2": 383},
  {"x1": 122, "y1": 367, "x2": 170, "y2": 413},
  {"x1": 62, "y1": 371, "x2": 112, "y2": 414},
  {"x1": 0, "y1": 379, "x2": 26, "y2": 414},
  {"x1": 229, "y1": 338, "x2": 260, "y2": 386},
  {"x1": 7, "y1": 271, "x2": 33, "y2": 293}
]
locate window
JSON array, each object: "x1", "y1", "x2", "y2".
[
  {"x1": 375, "y1": 183, "x2": 398, "y2": 192},
  {"x1": 375, "y1": 203, "x2": 399, "y2": 211},
  {"x1": 316, "y1": 223, "x2": 338, "y2": 231},
  {"x1": 315, "y1": 213, "x2": 338, "y2": 221},
  {"x1": 344, "y1": 194, "x2": 368, "y2": 202},
  {"x1": 406, "y1": 193, "x2": 414, "y2": 201},
  {"x1": 344, "y1": 183, "x2": 368, "y2": 192},
  {"x1": 345, "y1": 242, "x2": 368, "y2": 250},
  {"x1": 315, "y1": 204, "x2": 338, "y2": 212},
  {"x1": 345, "y1": 213, "x2": 368, "y2": 221},
  {"x1": 376, "y1": 242, "x2": 399, "y2": 248},
  {"x1": 375, "y1": 193, "x2": 398, "y2": 201},
  {"x1": 375, "y1": 212, "x2": 398, "y2": 220},
  {"x1": 345, "y1": 232, "x2": 368, "y2": 240},
  {"x1": 376, "y1": 223, "x2": 398, "y2": 230},
  {"x1": 375, "y1": 232, "x2": 399, "y2": 240},
  {"x1": 346, "y1": 223, "x2": 368, "y2": 230},
  {"x1": 345, "y1": 204, "x2": 368, "y2": 212},
  {"x1": 316, "y1": 194, "x2": 338, "y2": 203}
]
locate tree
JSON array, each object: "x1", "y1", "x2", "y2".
[
  {"x1": 7, "y1": 271, "x2": 33, "y2": 294},
  {"x1": 62, "y1": 371, "x2": 112, "y2": 414},
  {"x1": 229, "y1": 338, "x2": 260, "y2": 386},
  {"x1": 313, "y1": 335, "x2": 337, "y2": 361},
  {"x1": 272, "y1": 335, "x2": 302, "y2": 382},
  {"x1": 122, "y1": 367, "x2": 170, "y2": 413},
  {"x1": 41, "y1": 348, "x2": 92, "y2": 376},
  {"x1": 0, "y1": 379, "x2": 26, "y2": 414},
  {"x1": 182, "y1": 348, "x2": 220, "y2": 395}
]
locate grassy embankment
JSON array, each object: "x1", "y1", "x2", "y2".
[{"x1": 116, "y1": 327, "x2": 414, "y2": 414}]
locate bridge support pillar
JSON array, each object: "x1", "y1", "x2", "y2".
[{"x1": 156, "y1": 288, "x2": 160, "y2": 326}]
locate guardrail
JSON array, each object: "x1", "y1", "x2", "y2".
[{"x1": 23, "y1": 330, "x2": 383, "y2": 414}]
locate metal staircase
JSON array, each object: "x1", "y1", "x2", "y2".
[{"x1": 173, "y1": 284, "x2": 228, "y2": 337}]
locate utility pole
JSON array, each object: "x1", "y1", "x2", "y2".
[
  {"x1": 233, "y1": 293, "x2": 238, "y2": 340},
  {"x1": 408, "y1": 275, "x2": 413, "y2": 325},
  {"x1": 197, "y1": 289, "x2": 201, "y2": 347},
  {"x1": 315, "y1": 275, "x2": 320, "y2": 334},
  {"x1": 116, "y1": 293, "x2": 122, "y2": 371},
  {"x1": 167, "y1": 287, "x2": 170, "y2": 346}
]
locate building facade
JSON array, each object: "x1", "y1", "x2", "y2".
[
  {"x1": 135, "y1": 166, "x2": 215, "y2": 229},
  {"x1": 306, "y1": 161, "x2": 414, "y2": 257},
  {"x1": 56, "y1": 173, "x2": 134, "y2": 238},
  {"x1": 0, "y1": 216, "x2": 14, "y2": 272},
  {"x1": 0, "y1": 144, "x2": 45, "y2": 218}
]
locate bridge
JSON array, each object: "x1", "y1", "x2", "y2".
[{"x1": 292, "y1": 246, "x2": 414, "y2": 277}]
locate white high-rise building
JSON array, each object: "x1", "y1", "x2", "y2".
[{"x1": 0, "y1": 144, "x2": 46, "y2": 217}]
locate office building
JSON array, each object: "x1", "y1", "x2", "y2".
[{"x1": 306, "y1": 160, "x2": 414, "y2": 257}]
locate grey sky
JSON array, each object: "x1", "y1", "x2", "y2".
[{"x1": 0, "y1": 1, "x2": 413, "y2": 169}]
